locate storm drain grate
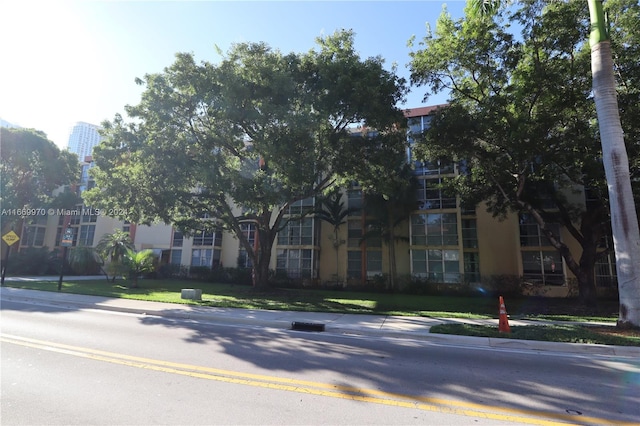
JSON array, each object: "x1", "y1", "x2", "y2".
[{"x1": 291, "y1": 321, "x2": 326, "y2": 332}]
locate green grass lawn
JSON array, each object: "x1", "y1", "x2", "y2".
[
  {"x1": 4, "y1": 278, "x2": 501, "y2": 317},
  {"x1": 5, "y1": 277, "x2": 636, "y2": 346},
  {"x1": 4, "y1": 277, "x2": 620, "y2": 319},
  {"x1": 430, "y1": 324, "x2": 640, "y2": 346}
]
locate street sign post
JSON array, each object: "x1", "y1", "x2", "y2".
[
  {"x1": 61, "y1": 228, "x2": 74, "y2": 247},
  {"x1": 59, "y1": 228, "x2": 74, "y2": 290},
  {"x1": 2, "y1": 230, "x2": 20, "y2": 246},
  {"x1": 1, "y1": 230, "x2": 20, "y2": 286}
]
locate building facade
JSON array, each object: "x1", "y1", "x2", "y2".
[
  {"x1": 16, "y1": 106, "x2": 617, "y2": 296},
  {"x1": 67, "y1": 122, "x2": 103, "y2": 160}
]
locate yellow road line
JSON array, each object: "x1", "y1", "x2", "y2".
[{"x1": 1, "y1": 333, "x2": 632, "y2": 426}]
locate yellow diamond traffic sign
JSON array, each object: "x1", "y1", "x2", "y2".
[{"x1": 2, "y1": 230, "x2": 20, "y2": 246}]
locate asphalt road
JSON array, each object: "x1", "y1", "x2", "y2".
[{"x1": 1, "y1": 299, "x2": 638, "y2": 425}]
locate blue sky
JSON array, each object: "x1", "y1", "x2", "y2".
[{"x1": 1, "y1": 1, "x2": 466, "y2": 149}]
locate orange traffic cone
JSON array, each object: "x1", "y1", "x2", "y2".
[{"x1": 498, "y1": 296, "x2": 511, "y2": 333}]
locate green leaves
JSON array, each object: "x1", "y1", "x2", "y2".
[
  {"x1": 1, "y1": 128, "x2": 79, "y2": 221},
  {"x1": 409, "y1": 0, "x2": 640, "y2": 305},
  {"x1": 86, "y1": 30, "x2": 405, "y2": 287},
  {"x1": 409, "y1": 0, "x2": 602, "y2": 218}
]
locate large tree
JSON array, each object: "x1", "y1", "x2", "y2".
[
  {"x1": 84, "y1": 30, "x2": 407, "y2": 288},
  {"x1": 409, "y1": 0, "x2": 639, "y2": 311},
  {"x1": 1, "y1": 128, "x2": 79, "y2": 225},
  {"x1": 470, "y1": 0, "x2": 640, "y2": 324}
]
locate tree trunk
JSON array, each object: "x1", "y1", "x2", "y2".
[
  {"x1": 575, "y1": 269, "x2": 598, "y2": 308},
  {"x1": 253, "y1": 251, "x2": 271, "y2": 289},
  {"x1": 524, "y1": 204, "x2": 601, "y2": 307},
  {"x1": 576, "y1": 207, "x2": 607, "y2": 308},
  {"x1": 387, "y1": 216, "x2": 397, "y2": 291},
  {"x1": 252, "y1": 222, "x2": 275, "y2": 289},
  {"x1": 334, "y1": 228, "x2": 341, "y2": 285},
  {"x1": 588, "y1": 0, "x2": 640, "y2": 328}
]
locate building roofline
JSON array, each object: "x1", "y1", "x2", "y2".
[{"x1": 403, "y1": 104, "x2": 448, "y2": 118}]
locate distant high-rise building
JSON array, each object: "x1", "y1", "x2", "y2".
[
  {"x1": 67, "y1": 122, "x2": 102, "y2": 160},
  {"x1": 0, "y1": 118, "x2": 22, "y2": 129}
]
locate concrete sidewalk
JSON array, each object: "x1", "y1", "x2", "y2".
[{"x1": 1, "y1": 283, "x2": 638, "y2": 358}]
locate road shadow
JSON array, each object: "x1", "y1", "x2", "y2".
[{"x1": 138, "y1": 313, "x2": 640, "y2": 424}]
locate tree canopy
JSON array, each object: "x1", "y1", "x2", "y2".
[
  {"x1": 84, "y1": 30, "x2": 408, "y2": 288},
  {"x1": 1, "y1": 127, "x2": 79, "y2": 227},
  {"x1": 408, "y1": 0, "x2": 640, "y2": 306}
]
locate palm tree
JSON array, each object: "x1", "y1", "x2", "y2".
[
  {"x1": 471, "y1": 0, "x2": 640, "y2": 328},
  {"x1": 362, "y1": 165, "x2": 419, "y2": 290},
  {"x1": 314, "y1": 189, "x2": 361, "y2": 286},
  {"x1": 122, "y1": 248, "x2": 156, "y2": 288},
  {"x1": 68, "y1": 246, "x2": 108, "y2": 279},
  {"x1": 95, "y1": 230, "x2": 135, "y2": 282}
]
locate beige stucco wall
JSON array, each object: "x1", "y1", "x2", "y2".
[
  {"x1": 475, "y1": 206, "x2": 521, "y2": 277},
  {"x1": 133, "y1": 223, "x2": 172, "y2": 250},
  {"x1": 22, "y1": 185, "x2": 600, "y2": 298},
  {"x1": 92, "y1": 217, "x2": 126, "y2": 246}
]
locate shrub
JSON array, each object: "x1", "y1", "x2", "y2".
[
  {"x1": 7, "y1": 247, "x2": 60, "y2": 275},
  {"x1": 474, "y1": 275, "x2": 523, "y2": 298},
  {"x1": 189, "y1": 266, "x2": 213, "y2": 281},
  {"x1": 155, "y1": 263, "x2": 189, "y2": 279},
  {"x1": 227, "y1": 267, "x2": 252, "y2": 285},
  {"x1": 397, "y1": 275, "x2": 432, "y2": 294},
  {"x1": 187, "y1": 265, "x2": 254, "y2": 285},
  {"x1": 68, "y1": 247, "x2": 103, "y2": 275}
]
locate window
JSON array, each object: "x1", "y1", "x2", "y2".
[
  {"x1": 366, "y1": 251, "x2": 382, "y2": 277},
  {"x1": 21, "y1": 226, "x2": 46, "y2": 247},
  {"x1": 70, "y1": 214, "x2": 81, "y2": 225},
  {"x1": 241, "y1": 223, "x2": 256, "y2": 247},
  {"x1": 411, "y1": 213, "x2": 458, "y2": 246},
  {"x1": 237, "y1": 249, "x2": 253, "y2": 269},
  {"x1": 413, "y1": 159, "x2": 455, "y2": 176},
  {"x1": 462, "y1": 219, "x2": 478, "y2": 249},
  {"x1": 278, "y1": 218, "x2": 313, "y2": 246},
  {"x1": 172, "y1": 231, "x2": 183, "y2": 247},
  {"x1": 192, "y1": 230, "x2": 222, "y2": 246},
  {"x1": 519, "y1": 214, "x2": 560, "y2": 247},
  {"x1": 464, "y1": 252, "x2": 480, "y2": 282},
  {"x1": 276, "y1": 249, "x2": 312, "y2": 278},
  {"x1": 193, "y1": 231, "x2": 213, "y2": 246},
  {"x1": 82, "y1": 208, "x2": 98, "y2": 223},
  {"x1": 519, "y1": 214, "x2": 564, "y2": 285},
  {"x1": 412, "y1": 249, "x2": 460, "y2": 283},
  {"x1": 170, "y1": 249, "x2": 182, "y2": 265},
  {"x1": 416, "y1": 178, "x2": 456, "y2": 210},
  {"x1": 585, "y1": 187, "x2": 603, "y2": 210},
  {"x1": 347, "y1": 190, "x2": 363, "y2": 216},
  {"x1": 191, "y1": 248, "x2": 220, "y2": 268},
  {"x1": 78, "y1": 225, "x2": 95, "y2": 246},
  {"x1": 595, "y1": 253, "x2": 617, "y2": 287},
  {"x1": 347, "y1": 220, "x2": 362, "y2": 247},
  {"x1": 522, "y1": 251, "x2": 564, "y2": 286},
  {"x1": 287, "y1": 197, "x2": 314, "y2": 215},
  {"x1": 407, "y1": 116, "x2": 428, "y2": 137},
  {"x1": 347, "y1": 251, "x2": 362, "y2": 279}
]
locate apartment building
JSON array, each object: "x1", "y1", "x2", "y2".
[
  {"x1": 67, "y1": 122, "x2": 103, "y2": 160},
  {"x1": 16, "y1": 106, "x2": 617, "y2": 295}
]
